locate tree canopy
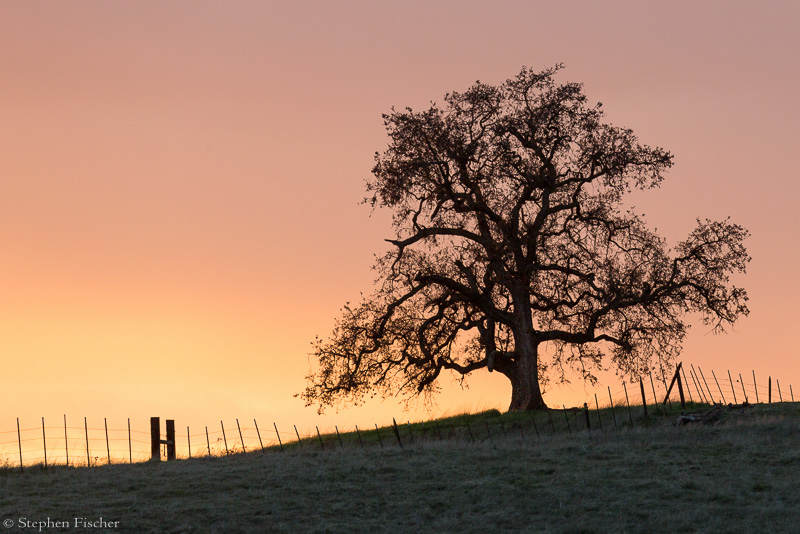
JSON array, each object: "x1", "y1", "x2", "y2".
[{"x1": 301, "y1": 65, "x2": 749, "y2": 412}]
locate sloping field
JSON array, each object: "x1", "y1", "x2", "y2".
[{"x1": 2, "y1": 403, "x2": 799, "y2": 533}]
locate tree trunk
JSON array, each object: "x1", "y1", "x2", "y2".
[{"x1": 507, "y1": 336, "x2": 546, "y2": 411}]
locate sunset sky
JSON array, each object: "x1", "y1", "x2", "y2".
[{"x1": 2, "y1": 2, "x2": 799, "y2": 445}]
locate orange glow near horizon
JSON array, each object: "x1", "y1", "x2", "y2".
[{"x1": 1, "y1": 2, "x2": 799, "y2": 454}]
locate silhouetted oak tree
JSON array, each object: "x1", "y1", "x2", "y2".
[{"x1": 302, "y1": 65, "x2": 749, "y2": 412}]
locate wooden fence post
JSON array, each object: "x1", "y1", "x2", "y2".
[
  {"x1": 355, "y1": 425, "x2": 364, "y2": 448},
  {"x1": 104, "y1": 418, "x2": 111, "y2": 465},
  {"x1": 681, "y1": 366, "x2": 694, "y2": 403},
  {"x1": 676, "y1": 369, "x2": 686, "y2": 409},
  {"x1": 769, "y1": 376, "x2": 772, "y2": 403},
  {"x1": 42, "y1": 417, "x2": 47, "y2": 469},
  {"x1": 777, "y1": 379, "x2": 783, "y2": 402},
  {"x1": 65, "y1": 415, "x2": 70, "y2": 467},
  {"x1": 128, "y1": 418, "x2": 132, "y2": 464},
  {"x1": 594, "y1": 394, "x2": 603, "y2": 431},
  {"x1": 623, "y1": 382, "x2": 634, "y2": 424},
  {"x1": 689, "y1": 367, "x2": 706, "y2": 403},
  {"x1": 649, "y1": 373, "x2": 661, "y2": 414},
  {"x1": 188, "y1": 426, "x2": 192, "y2": 459},
  {"x1": 663, "y1": 363, "x2": 685, "y2": 409},
  {"x1": 206, "y1": 426, "x2": 211, "y2": 457},
  {"x1": 608, "y1": 386, "x2": 618, "y2": 429},
  {"x1": 85, "y1": 417, "x2": 90, "y2": 467},
  {"x1": 531, "y1": 414, "x2": 541, "y2": 439},
  {"x1": 639, "y1": 379, "x2": 648, "y2": 417},
  {"x1": 335, "y1": 426, "x2": 343, "y2": 448},
  {"x1": 711, "y1": 370, "x2": 726, "y2": 404},
  {"x1": 294, "y1": 425, "x2": 303, "y2": 447},
  {"x1": 583, "y1": 403, "x2": 591, "y2": 431},
  {"x1": 739, "y1": 373, "x2": 748, "y2": 402},
  {"x1": 166, "y1": 419, "x2": 176, "y2": 461},
  {"x1": 273, "y1": 423, "x2": 284, "y2": 452},
  {"x1": 220, "y1": 421, "x2": 229, "y2": 455},
  {"x1": 254, "y1": 419, "x2": 265, "y2": 453},
  {"x1": 17, "y1": 418, "x2": 23, "y2": 472},
  {"x1": 236, "y1": 419, "x2": 246, "y2": 454},
  {"x1": 563, "y1": 406, "x2": 572, "y2": 434},
  {"x1": 728, "y1": 370, "x2": 737, "y2": 404},
  {"x1": 150, "y1": 417, "x2": 160, "y2": 461},
  {"x1": 391, "y1": 418, "x2": 403, "y2": 448},
  {"x1": 698, "y1": 367, "x2": 714, "y2": 403},
  {"x1": 316, "y1": 426, "x2": 325, "y2": 450},
  {"x1": 753, "y1": 370, "x2": 759, "y2": 403},
  {"x1": 374, "y1": 424, "x2": 384, "y2": 448}
]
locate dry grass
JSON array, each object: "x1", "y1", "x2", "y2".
[{"x1": 2, "y1": 403, "x2": 800, "y2": 533}]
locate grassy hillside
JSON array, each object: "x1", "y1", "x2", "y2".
[{"x1": 2, "y1": 403, "x2": 800, "y2": 533}]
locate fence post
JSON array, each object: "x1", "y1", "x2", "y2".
[
  {"x1": 676, "y1": 369, "x2": 686, "y2": 409},
  {"x1": 65, "y1": 415, "x2": 70, "y2": 467},
  {"x1": 42, "y1": 417, "x2": 47, "y2": 469},
  {"x1": 128, "y1": 418, "x2": 132, "y2": 464},
  {"x1": 563, "y1": 406, "x2": 572, "y2": 434},
  {"x1": 595, "y1": 394, "x2": 603, "y2": 431},
  {"x1": 166, "y1": 420, "x2": 176, "y2": 461},
  {"x1": 150, "y1": 417, "x2": 160, "y2": 461},
  {"x1": 236, "y1": 419, "x2": 246, "y2": 454},
  {"x1": 220, "y1": 421, "x2": 229, "y2": 455},
  {"x1": 316, "y1": 426, "x2": 325, "y2": 450},
  {"x1": 769, "y1": 376, "x2": 772, "y2": 403},
  {"x1": 355, "y1": 425, "x2": 364, "y2": 448},
  {"x1": 608, "y1": 386, "x2": 618, "y2": 429},
  {"x1": 531, "y1": 414, "x2": 540, "y2": 439},
  {"x1": 374, "y1": 424, "x2": 384, "y2": 448},
  {"x1": 583, "y1": 403, "x2": 591, "y2": 431},
  {"x1": 206, "y1": 426, "x2": 211, "y2": 457},
  {"x1": 690, "y1": 367, "x2": 706, "y2": 403},
  {"x1": 681, "y1": 366, "x2": 694, "y2": 403},
  {"x1": 698, "y1": 367, "x2": 714, "y2": 403},
  {"x1": 739, "y1": 373, "x2": 748, "y2": 402},
  {"x1": 188, "y1": 426, "x2": 192, "y2": 459},
  {"x1": 391, "y1": 418, "x2": 403, "y2": 448},
  {"x1": 711, "y1": 370, "x2": 726, "y2": 404},
  {"x1": 104, "y1": 418, "x2": 111, "y2": 465},
  {"x1": 17, "y1": 418, "x2": 23, "y2": 472},
  {"x1": 753, "y1": 370, "x2": 759, "y2": 403},
  {"x1": 85, "y1": 417, "x2": 90, "y2": 467},
  {"x1": 777, "y1": 379, "x2": 783, "y2": 402},
  {"x1": 623, "y1": 382, "x2": 634, "y2": 424},
  {"x1": 639, "y1": 379, "x2": 648, "y2": 417},
  {"x1": 649, "y1": 373, "x2": 661, "y2": 414},
  {"x1": 273, "y1": 423, "x2": 284, "y2": 452},
  {"x1": 335, "y1": 426, "x2": 343, "y2": 448},
  {"x1": 728, "y1": 371, "x2": 737, "y2": 404},
  {"x1": 254, "y1": 420, "x2": 265, "y2": 453}
]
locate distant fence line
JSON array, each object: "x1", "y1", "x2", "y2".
[{"x1": 1, "y1": 365, "x2": 794, "y2": 470}]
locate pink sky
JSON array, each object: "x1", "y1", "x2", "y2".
[{"x1": 1, "y1": 2, "x2": 798, "y2": 445}]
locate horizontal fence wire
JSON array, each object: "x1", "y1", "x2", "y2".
[{"x1": 0, "y1": 366, "x2": 794, "y2": 469}]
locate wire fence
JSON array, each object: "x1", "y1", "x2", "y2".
[{"x1": 1, "y1": 364, "x2": 794, "y2": 470}]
